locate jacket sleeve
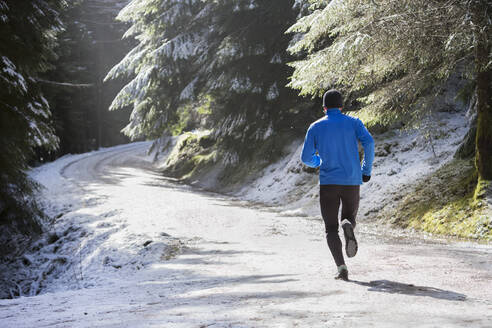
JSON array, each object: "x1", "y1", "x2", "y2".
[
  {"x1": 300, "y1": 125, "x2": 321, "y2": 168},
  {"x1": 355, "y1": 119, "x2": 374, "y2": 176}
]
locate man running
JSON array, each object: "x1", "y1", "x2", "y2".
[{"x1": 301, "y1": 89, "x2": 374, "y2": 281}]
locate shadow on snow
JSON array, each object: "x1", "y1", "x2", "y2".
[{"x1": 349, "y1": 279, "x2": 467, "y2": 301}]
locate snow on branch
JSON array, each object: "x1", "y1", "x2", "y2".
[
  {"x1": 152, "y1": 33, "x2": 203, "y2": 61},
  {"x1": 109, "y1": 66, "x2": 155, "y2": 111},
  {"x1": 105, "y1": 44, "x2": 148, "y2": 82},
  {"x1": 1, "y1": 56, "x2": 28, "y2": 94}
]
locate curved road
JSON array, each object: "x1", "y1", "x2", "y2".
[{"x1": 1, "y1": 142, "x2": 491, "y2": 327}]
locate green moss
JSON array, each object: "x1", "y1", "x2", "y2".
[
  {"x1": 386, "y1": 159, "x2": 491, "y2": 241},
  {"x1": 169, "y1": 106, "x2": 193, "y2": 136},
  {"x1": 181, "y1": 151, "x2": 218, "y2": 180},
  {"x1": 162, "y1": 132, "x2": 218, "y2": 180},
  {"x1": 410, "y1": 197, "x2": 490, "y2": 240},
  {"x1": 168, "y1": 95, "x2": 214, "y2": 136},
  {"x1": 196, "y1": 95, "x2": 213, "y2": 115}
]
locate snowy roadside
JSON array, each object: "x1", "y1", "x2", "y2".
[{"x1": 1, "y1": 142, "x2": 167, "y2": 298}]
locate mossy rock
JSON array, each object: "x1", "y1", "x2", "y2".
[{"x1": 163, "y1": 132, "x2": 217, "y2": 179}]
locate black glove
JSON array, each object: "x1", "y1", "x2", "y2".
[{"x1": 362, "y1": 175, "x2": 371, "y2": 183}]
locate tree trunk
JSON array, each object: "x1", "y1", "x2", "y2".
[
  {"x1": 472, "y1": 1, "x2": 492, "y2": 181},
  {"x1": 475, "y1": 71, "x2": 492, "y2": 180}
]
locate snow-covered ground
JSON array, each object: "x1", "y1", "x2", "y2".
[{"x1": 0, "y1": 135, "x2": 491, "y2": 327}]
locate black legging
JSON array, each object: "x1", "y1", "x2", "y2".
[{"x1": 319, "y1": 185, "x2": 360, "y2": 267}]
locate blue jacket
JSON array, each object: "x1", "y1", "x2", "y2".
[{"x1": 301, "y1": 108, "x2": 374, "y2": 185}]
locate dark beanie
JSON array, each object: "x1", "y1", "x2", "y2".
[{"x1": 323, "y1": 89, "x2": 343, "y2": 108}]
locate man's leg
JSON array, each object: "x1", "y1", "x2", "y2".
[
  {"x1": 340, "y1": 186, "x2": 360, "y2": 258},
  {"x1": 319, "y1": 185, "x2": 344, "y2": 267},
  {"x1": 340, "y1": 185, "x2": 360, "y2": 226}
]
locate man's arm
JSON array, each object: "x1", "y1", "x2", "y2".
[
  {"x1": 301, "y1": 125, "x2": 322, "y2": 168},
  {"x1": 355, "y1": 119, "x2": 374, "y2": 176}
]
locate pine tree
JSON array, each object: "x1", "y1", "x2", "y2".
[
  {"x1": 0, "y1": 0, "x2": 64, "y2": 232},
  {"x1": 287, "y1": 0, "x2": 491, "y2": 188},
  {"x1": 107, "y1": 0, "x2": 312, "y2": 166},
  {"x1": 106, "y1": 0, "x2": 204, "y2": 139},
  {"x1": 198, "y1": 0, "x2": 306, "y2": 160}
]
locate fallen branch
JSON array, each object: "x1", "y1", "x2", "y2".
[{"x1": 35, "y1": 78, "x2": 94, "y2": 88}]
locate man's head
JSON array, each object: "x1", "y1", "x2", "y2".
[{"x1": 323, "y1": 89, "x2": 343, "y2": 112}]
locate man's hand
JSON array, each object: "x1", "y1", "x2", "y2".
[{"x1": 362, "y1": 175, "x2": 371, "y2": 183}]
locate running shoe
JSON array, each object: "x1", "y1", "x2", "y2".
[
  {"x1": 341, "y1": 219, "x2": 358, "y2": 258},
  {"x1": 335, "y1": 264, "x2": 349, "y2": 281}
]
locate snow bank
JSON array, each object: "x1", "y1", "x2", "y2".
[{"x1": 1, "y1": 143, "x2": 180, "y2": 298}]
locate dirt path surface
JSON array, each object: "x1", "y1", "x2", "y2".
[{"x1": 1, "y1": 142, "x2": 491, "y2": 328}]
